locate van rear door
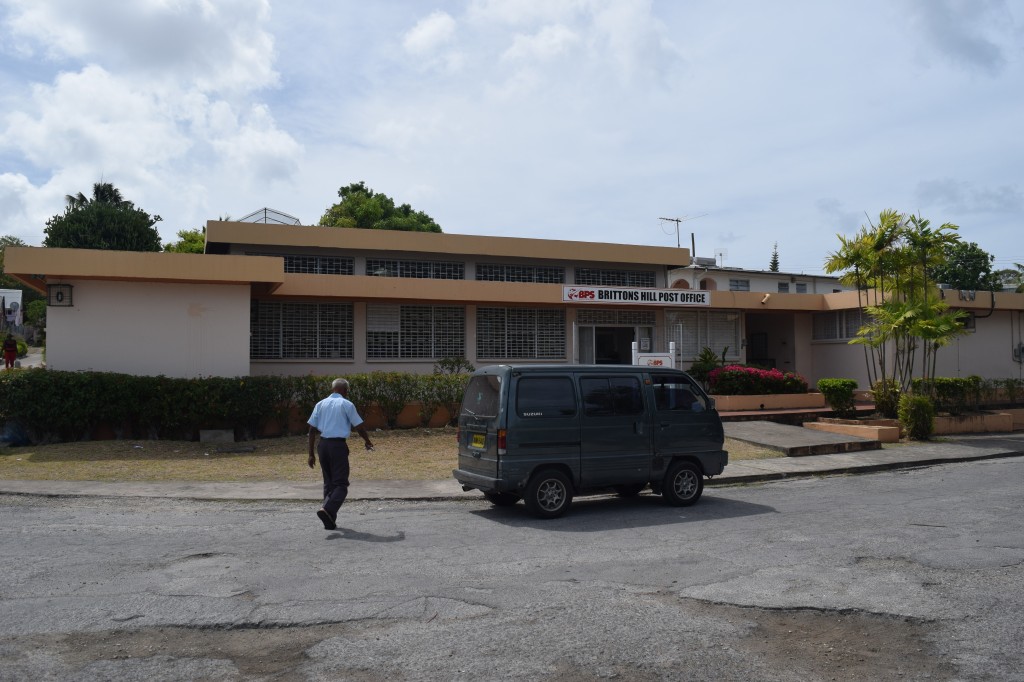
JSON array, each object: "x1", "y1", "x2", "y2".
[
  {"x1": 458, "y1": 373, "x2": 503, "y2": 482},
  {"x1": 578, "y1": 373, "x2": 651, "y2": 487}
]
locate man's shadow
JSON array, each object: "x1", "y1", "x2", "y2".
[{"x1": 326, "y1": 527, "x2": 406, "y2": 543}]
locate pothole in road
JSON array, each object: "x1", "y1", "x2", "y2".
[{"x1": 681, "y1": 597, "x2": 957, "y2": 681}]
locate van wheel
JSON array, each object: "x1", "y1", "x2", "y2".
[
  {"x1": 614, "y1": 483, "x2": 646, "y2": 497},
  {"x1": 662, "y1": 461, "x2": 703, "y2": 507},
  {"x1": 524, "y1": 470, "x2": 573, "y2": 519},
  {"x1": 483, "y1": 491, "x2": 520, "y2": 507}
]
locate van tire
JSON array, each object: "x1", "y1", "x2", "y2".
[
  {"x1": 662, "y1": 461, "x2": 703, "y2": 506},
  {"x1": 484, "y1": 491, "x2": 520, "y2": 507},
  {"x1": 524, "y1": 470, "x2": 573, "y2": 519}
]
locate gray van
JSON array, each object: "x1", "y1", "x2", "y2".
[{"x1": 453, "y1": 364, "x2": 728, "y2": 518}]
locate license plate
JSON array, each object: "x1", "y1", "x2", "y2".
[{"x1": 471, "y1": 433, "x2": 486, "y2": 449}]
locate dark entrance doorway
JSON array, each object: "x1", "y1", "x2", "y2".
[{"x1": 595, "y1": 327, "x2": 634, "y2": 365}]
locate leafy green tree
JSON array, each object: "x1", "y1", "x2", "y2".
[
  {"x1": 25, "y1": 299, "x2": 46, "y2": 325},
  {"x1": 768, "y1": 242, "x2": 779, "y2": 271},
  {"x1": 825, "y1": 210, "x2": 968, "y2": 391},
  {"x1": 43, "y1": 182, "x2": 162, "y2": 252},
  {"x1": 164, "y1": 227, "x2": 206, "y2": 254},
  {"x1": 928, "y1": 240, "x2": 1000, "y2": 291},
  {"x1": 994, "y1": 265, "x2": 1024, "y2": 293},
  {"x1": 0, "y1": 235, "x2": 27, "y2": 289},
  {"x1": 319, "y1": 181, "x2": 442, "y2": 232}
]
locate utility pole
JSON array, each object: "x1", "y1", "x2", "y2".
[{"x1": 659, "y1": 215, "x2": 707, "y2": 248}]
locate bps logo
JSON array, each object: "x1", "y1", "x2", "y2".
[{"x1": 566, "y1": 288, "x2": 596, "y2": 300}]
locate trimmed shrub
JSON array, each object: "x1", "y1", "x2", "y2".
[
  {"x1": 817, "y1": 378, "x2": 858, "y2": 418},
  {"x1": 870, "y1": 379, "x2": 901, "y2": 419},
  {"x1": 912, "y1": 377, "x2": 981, "y2": 416},
  {"x1": 708, "y1": 365, "x2": 808, "y2": 395},
  {"x1": 899, "y1": 394, "x2": 935, "y2": 441}
]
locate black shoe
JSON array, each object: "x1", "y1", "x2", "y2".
[{"x1": 317, "y1": 508, "x2": 336, "y2": 530}]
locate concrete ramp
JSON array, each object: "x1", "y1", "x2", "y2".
[{"x1": 725, "y1": 420, "x2": 881, "y2": 457}]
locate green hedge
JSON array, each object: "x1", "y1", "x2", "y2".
[
  {"x1": 899, "y1": 394, "x2": 935, "y2": 441},
  {"x1": 817, "y1": 378, "x2": 858, "y2": 418},
  {"x1": 0, "y1": 369, "x2": 471, "y2": 444}
]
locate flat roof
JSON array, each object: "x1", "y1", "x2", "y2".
[{"x1": 205, "y1": 221, "x2": 693, "y2": 267}]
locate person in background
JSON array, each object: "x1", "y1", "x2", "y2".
[
  {"x1": 306, "y1": 378, "x2": 374, "y2": 530},
  {"x1": 3, "y1": 333, "x2": 17, "y2": 370}
]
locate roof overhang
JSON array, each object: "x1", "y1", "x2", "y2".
[{"x1": 4, "y1": 247, "x2": 285, "y2": 294}]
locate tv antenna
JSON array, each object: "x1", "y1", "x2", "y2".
[
  {"x1": 715, "y1": 248, "x2": 728, "y2": 267},
  {"x1": 659, "y1": 214, "x2": 707, "y2": 248}
]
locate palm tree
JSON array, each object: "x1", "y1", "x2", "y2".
[{"x1": 65, "y1": 182, "x2": 126, "y2": 208}]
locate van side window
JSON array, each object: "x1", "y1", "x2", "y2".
[
  {"x1": 652, "y1": 375, "x2": 706, "y2": 412},
  {"x1": 516, "y1": 377, "x2": 577, "y2": 418},
  {"x1": 581, "y1": 377, "x2": 643, "y2": 417}
]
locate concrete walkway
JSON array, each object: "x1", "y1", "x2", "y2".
[{"x1": 2, "y1": 432, "x2": 1022, "y2": 502}]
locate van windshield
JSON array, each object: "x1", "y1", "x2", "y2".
[{"x1": 461, "y1": 375, "x2": 502, "y2": 417}]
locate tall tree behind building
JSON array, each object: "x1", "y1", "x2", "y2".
[
  {"x1": 319, "y1": 181, "x2": 442, "y2": 232},
  {"x1": 43, "y1": 182, "x2": 162, "y2": 252}
]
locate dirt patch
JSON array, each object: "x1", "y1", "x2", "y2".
[{"x1": 685, "y1": 598, "x2": 956, "y2": 681}]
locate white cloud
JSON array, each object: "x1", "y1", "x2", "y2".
[
  {"x1": 403, "y1": 11, "x2": 457, "y2": 56},
  {"x1": 502, "y1": 24, "x2": 579, "y2": 62},
  {"x1": 2, "y1": 0, "x2": 278, "y2": 92}
]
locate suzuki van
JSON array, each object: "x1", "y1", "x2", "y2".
[{"x1": 453, "y1": 364, "x2": 728, "y2": 518}]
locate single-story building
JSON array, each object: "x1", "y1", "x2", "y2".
[{"x1": 5, "y1": 219, "x2": 1023, "y2": 385}]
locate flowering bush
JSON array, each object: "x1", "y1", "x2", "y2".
[{"x1": 708, "y1": 365, "x2": 808, "y2": 395}]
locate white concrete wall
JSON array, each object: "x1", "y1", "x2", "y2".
[
  {"x1": 46, "y1": 280, "x2": 251, "y2": 377},
  {"x1": 933, "y1": 311, "x2": 1024, "y2": 380}
]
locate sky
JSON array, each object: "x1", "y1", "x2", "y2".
[{"x1": 0, "y1": 0, "x2": 1021, "y2": 275}]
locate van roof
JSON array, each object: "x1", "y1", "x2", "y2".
[{"x1": 473, "y1": 364, "x2": 691, "y2": 375}]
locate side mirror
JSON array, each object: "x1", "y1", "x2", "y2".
[{"x1": 707, "y1": 397, "x2": 716, "y2": 411}]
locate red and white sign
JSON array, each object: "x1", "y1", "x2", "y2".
[{"x1": 563, "y1": 286, "x2": 709, "y2": 306}]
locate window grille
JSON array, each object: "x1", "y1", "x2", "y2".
[
  {"x1": 729, "y1": 279, "x2": 750, "y2": 292},
  {"x1": 247, "y1": 252, "x2": 353, "y2": 275},
  {"x1": 812, "y1": 309, "x2": 868, "y2": 341},
  {"x1": 577, "y1": 309, "x2": 656, "y2": 326},
  {"x1": 366, "y1": 304, "x2": 465, "y2": 358},
  {"x1": 575, "y1": 268, "x2": 656, "y2": 287},
  {"x1": 477, "y1": 308, "x2": 566, "y2": 359},
  {"x1": 366, "y1": 259, "x2": 464, "y2": 280},
  {"x1": 795, "y1": 282, "x2": 808, "y2": 294},
  {"x1": 665, "y1": 310, "x2": 741, "y2": 361},
  {"x1": 777, "y1": 282, "x2": 790, "y2": 293},
  {"x1": 476, "y1": 263, "x2": 565, "y2": 283},
  {"x1": 250, "y1": 301, "x2": 353, "y2": 359}
]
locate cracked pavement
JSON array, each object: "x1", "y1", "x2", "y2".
[{"x1": 1, "y1": 457, "x2": 1022, "y2": 681}]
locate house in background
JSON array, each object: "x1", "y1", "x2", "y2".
[{"x1": 5, "y1": 218, "x2": 1023, "y2": 386}]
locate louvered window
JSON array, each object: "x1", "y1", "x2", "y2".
[
  {"x1": 476, "y1": 264, "x2": 565, "y2": 283},
  {"x1": 366, "y1": 259, "x2": 464, "y2": 279},
  {"x1": 665, "y1": 310, "x2": 741, "y2": 361},
  {"x1": 477, "y1": 308, "x2": 566, "y2": 359},
  {"x1": 250, "y1": 301, "x2": 353, "y2": 359},
  {"x1": 575, "y1": 268, "x2": 656, "y2": 287},
  {"x1": 366, "y1": 305, "x2": 465, "y2": 358}
]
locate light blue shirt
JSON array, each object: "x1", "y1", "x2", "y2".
[{"x1": 307, "y1": 393, "x2": 363, "y2": 438}]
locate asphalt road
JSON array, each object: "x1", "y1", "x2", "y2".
[{"x1": 2, "y1": 458, "x2": 1023, "y2": 681}]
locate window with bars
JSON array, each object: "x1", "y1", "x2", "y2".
[
  {"x1": 795, "y1": 282, "x2": 808, "y2": 293},
  {"x1": 476, "y1": 263, "x2": 565, "y2": 283},
  {"x1": 812, "y1": 309, "x2": 868, "y2": 341},
  {"x1": 665, "y1": 310, "x2": 741, "y2": 361},
  {"x1": 365, "y1": 259, "x2": 465, "y2": 280},
  {"x1": 477, "y1": 307, "x2": 566, "y2": 359},
  {"x1": 247, "y1": 252, "x2": 353, "y2": 275},
  {"x1": 250, "y1": 301, "x2": 353, "y2": 359},
  {"x1": 777, "y1": 282, "x2": 790, "y2": 293},
  {"x1": 366, "y1": 304, "x2": 465, "y2": 359},
  {"x1": 729, "y1": 279, "x2": 750, "y2": 291},
  {"x1": 574, "y1": 268, "x2": 656, "y2": 287}
]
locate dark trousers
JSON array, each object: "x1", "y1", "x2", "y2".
[{"x1": 318, "y1": 438, "x2": 351, "y2": 518}]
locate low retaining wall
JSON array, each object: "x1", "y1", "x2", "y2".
[
  {"x1": 933, "y1": 413, "x2": 1015, "y2": 435},
  {"x1": 712, "y1": 393, "x2": 826, "y2": 411},
  {"x1": 803, "y1": 419, "x2": 900, "y2": 443}
]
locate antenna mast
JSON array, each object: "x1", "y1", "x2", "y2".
[{"x1": 659, "y1": 215, "x2": 707, "y2": 248}]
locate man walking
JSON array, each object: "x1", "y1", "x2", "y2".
[{"x1": 307, "y1": 378, "x2": 374, "y2": 530}]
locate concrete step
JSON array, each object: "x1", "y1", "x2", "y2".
[{"x1": 725, "y1": 420, "x2": 880, "y2": 457}]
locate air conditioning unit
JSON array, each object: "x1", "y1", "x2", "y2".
[{"x1": 47, "y1": 284, "x2": 73, "y2": 307}]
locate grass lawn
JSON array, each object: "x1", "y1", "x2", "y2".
[{"x1": 0, "y1": 429, "x2": 778, "y2": 482}]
